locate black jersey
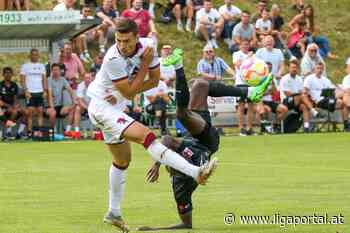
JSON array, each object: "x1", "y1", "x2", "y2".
[{"x1": 0, "y1": 81, "x2": 18, "y2": 105}]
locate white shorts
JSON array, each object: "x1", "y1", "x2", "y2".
[{"x1": 88, "y1": 100, "x2": 135, "y2": 144}]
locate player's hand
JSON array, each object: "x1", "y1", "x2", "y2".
[
  {"x1": 104, "y1": 93, "x2": 117, "y2": 105},
  {"x1": 141, "y1": 47, "x2": 154, "y2": 66},
  {"x1": 25, "y1": 91, "x2": 31, "y2": 100},
  {"x1": 146, "y1": 162, "x2": 160, "y2": 183}
]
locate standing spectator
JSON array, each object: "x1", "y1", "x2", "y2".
[
  {"x1": 197, "y1": 44, "x2": 235, "y2": 81},
  {"x1": 121, "y1": 0, "x2": 157, "y2": 38},
  {"x1": 53, "y1": 0, "x2": 76, "y2": 11},
  {"x1": 20, "y1": 48, "x2": 47, "y2": 137},
  {"x1": 300, "y1": 43, "x2": 326, "y2": 77},
  {"x1": 159, "y1": 45, "x2": 176, "y2": 88},
  {"x1": 96, "y1": 0, "x2": 119, "y2": 53},
  {"x1": 144, "y1": 80, "x2": 170, "y2": 136},
  {"x1": 73, "y1": 73, "x2": 94, "y2": 139},
  {"x1": 232, "y1": 39, "x2": 252, "y2": 84},
  {"x1": 255, "y1": 8, "x2": 272, "y2": 42},
  {"x1": 0, "y1": 67, "x2": 26, "y2": 138},
  {"x1": 46, "y1": 64, "x2": 76, "y2": 130},
  {"x1": 256, "y1": 36, "x2": 285, "y2": 80},
  {"x1": 251, "y1": 0, "x2": 267, "y2": 24},
  {"x1": 219, "y1": 0, "x2": 241, "y2": 46},
  {"x1": 194, "y1": 0, "x2": 224, "y2": 49},
  {"x1": 231, "y1": 10, "x2": 258, "y2": 53}
]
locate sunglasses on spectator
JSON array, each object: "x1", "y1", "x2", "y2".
[
  {"x1": 309, "y1": 49, "x2": 317, "y2": 52},
  {"x1": 206, "y1": 50, "x2": 214, "y2": 53}
]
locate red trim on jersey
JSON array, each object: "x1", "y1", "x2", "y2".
[
  {"x1": 149, "y1": 62, "x2": 160, "y2": 70},
  {"x1": 111, "y1": 76, "x2": 128, "y2": 83},
  {"x1": 143, "y1": 132, "x2": 157, "y2": 149}
]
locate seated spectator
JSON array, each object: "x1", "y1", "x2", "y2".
[
  {"x1": 255, "y1": 9, "x2": 272, "y2": 42},
  {"x1": 231, "y1": 10, "x2": 258, "y2": 53},
  {"x1": 194, "y1": 0, "x2": 224, "y2": 49},
  {"x1": 20, "y1": 48, "x2": 47, "y2": 138},
  {"x1": 197, "y1": 44, "x2": 235, "y2": 81},
  {"x1": 7, "y1": 0, "x2": 30, "y2": 10},
  {"x1": 339, "y1": 58, "x2": 350, "y2": 131},
  {"x1": 80, "y1": 0, "x2": 98, "y2": 7},
  {"x1": 96, "y1": 0, "x2": 119, "y2": 53},
  {"x1": 270, "y1": 4, "x2": 286, "y2": 50},
  {"x1": 280, "y1": 59, "x2": 308, "y2": 125},
  {"x1": 53, "y1": 0, "x2": 76, "y2": 11},
  {"x1": 73, "y1": 73, "x2": 94, "y2": 139},
  {"x1": 122, "y1": 0, "x2": 157, "y2": 39},
  {"x1": 255, "y1": 35, "x2": 285, "y2": 80},
  {"x1": 302, "y1": 62, "x2": 348, "y2": 132},
  {"x1": 91, "y1": 53, "x2": 104, "y2": 74},
  {"x1": 0, "y1": 67, "x2": 26, "y2": 138},
  {"x1": 291, "y1": 0, "x2": 304, "y2": 12},
  {"x1": 46, "y1": 63, "x2": 76, "y2": 131},
  {"x1": 287, "y1": 20, "x2": 307, "y2": 59},
  {"x1": 219, "y1": 0, "x2": 241, "y2": 47},
  {"x1": 251, "y1": 0, "x2": 267, "y2": 24},
  {"x1": 288, "y1": 4, "x2": 336, "y2": 59},
  {"x1": 144, "y1": 80, "x2": 170, "y2": 136},
  {"x1": 159, "y1": 45, "x2": 176, "y2": 88},
  {"x1": 159, "y1": 0, "x2": 193, "y2": 32},
  {"x1": 124, "y1": 95, "x2": 143, "y2": 122},
  {"x1": 300, "y1": 43, "x2": 326, "y2": 77}
]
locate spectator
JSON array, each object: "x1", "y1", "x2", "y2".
[
  {"x1": 231, "y1": 10, "x2": 258, "y2": 53},
  {"x1": 7, "y1": 0, "x2": 30, "y2": 10},
  {"x1": 53, "y1": 0, "x2": 76, "y2": 11},
  {"x1": 121, "y1": 0, "x2": 157, "y2": 38},
  {"x1": 0, "y1": 67, "x2": 26, "y2": 138},
  {"x1": 255, "y1": 8, "x2": 272, "y2": 41},
  {"x1": 80, "y1": 0, "x2": 98, "y2": 7},
  {"x1": 197, "y1": 44, "x2": 235, "y2": 81},
  {"x1": 96, "y1": 0, "x2": 119, "y2": 53},
  {"x1": 91, "y1": 53, "x2": 104, "y2": 74},
  {"x1": 159, "y1": 45, "x2": 176, "y2": 88},
  {"x1": 251, "y1": 0, "x2": 267, "y2": 24},
  {"x1": 280, "y1": 59, "x2": 308, "y2": 127},
  {"x1": 219, "y1": 0, "x2": 241, "y2": 46},
  {"x1": 144, "y1": 80, "x2": 170, "y2": 136},
  {"x1": 287, "y1": 20, "x2": 307, "y2": 59},
  {"x1": 339, "y1": 58, "x2": 350, "y2": 131},
  {"x1": 159, "y1": 0, "x2": 193, "y2": 32},
  {"x1": 300, "y1": 43, "x2": 326, "y2": 77},
  {"x1": 194, "y1": 0, "x2": 224, "y2": 49},
  {"x1": 255, "y1": 35, "x2": 285, "y2": 80},
  {"x1": 291, "y1": 0, "x2": 304, "y2": 12},
  {"x1": 20, "y1": 48, "x2": 47, "y2": 138},
  {"x1": 73, "y1": 72, "x2": 94, "y2": 139},
  {"x1": 46, "y1": 63, "x2": 76, "y2": 130},
  {"x1": 288, "y1": 4, "x2": 336, "y2": 59},
  {"x1": 302, "y1": 62, "x2": 348, "y2": 132},
  {"x1": 232, "y1": 39, "x2": 252, "y2": 84}
]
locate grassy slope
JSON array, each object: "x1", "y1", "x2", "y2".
[
  {"x1": 1, "y1": 0, "x2": 350, "y2": 83},
  {"x1": 0, "y1": 135, "x2": 349, "y2": 233}
]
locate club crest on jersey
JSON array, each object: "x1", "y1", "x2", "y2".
[
  {"x1": 182, "y1": 147, "x2": 194, "y2": 159},
  {"x1": 117, "y1": 117, "x2": 128, "y2": 124}
]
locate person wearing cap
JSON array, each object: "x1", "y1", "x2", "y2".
[
  {"x1": 160, "y1": 45, "x2": 176, "y2": 88},
  {"x1": 197, "y1": 44, "x2": 234, "y2": 81}
]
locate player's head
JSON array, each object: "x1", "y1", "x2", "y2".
[
  {"x1": 115, "y1": 18, "x2": 139, "y2": 57},
  {"x1": 2, "y1": 67, "x2": 13, "y2": 81},
  {"x1": 29, "y1": 48, "x2": 40, "y2": 63},
  {"x1": 51, "y1": 63, "x2": 61, "y2": 78},
  {"x1": 289, "y1": 59, "x2": 299, "y2": 76},
  {"x1": 132, "y1": 0, "x2": 143, "y2": 10}
]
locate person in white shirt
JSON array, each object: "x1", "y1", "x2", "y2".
[
  {"x1": 144, "y1": 80, "x2": 170, "y2": 135},
  {"x1": 338, "y1": 58, "x2": 350, "y2": 131},
  {"x1": 20, "y1": 48, "x2": 47, "y2": 137},
  {"x1": 159, "y1": 45, "x2": 176, "y2": 88},
  {"x1": 255, "y1": 9, "x2": 272, "y2": 41},
  {"x1": 53, "y1": 0, "x2": 76, "y2": 11},
  {"x1": 232, "y1": 39, "x2": 252, "y2": 85},
  {"x1": 195, "y1": 0, "x2": 224, "y2": 48},
  {"x1": 303, "y1": 62, "x2": 348, "y2": 132},
  {"x1": 219, "y1": 0, "x2": 241, "y2": 46},
  {"x1": 86, "y1": 18, "x2": 216, "y2": 231}
]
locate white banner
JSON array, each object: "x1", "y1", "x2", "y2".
[
  {"x1": 208, "y1": 96, "x2": 236, "y2": 113},
  {"x1": 0, "y1": 11, "x2": 80, "y2": 25}
]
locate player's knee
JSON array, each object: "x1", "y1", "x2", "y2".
[
  {"x1": 112, "y1": 160, "x2": 130, "y2": 170},
  {"x1": 142, "y1": 131, "x2": 157, "y2": 149},
  {"x1": 192, "y1": 80, "x2": 209, "y2": 94}
]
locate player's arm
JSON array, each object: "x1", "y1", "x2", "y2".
[
  {"x1": 20, "y1": 73, "x2": 30, "y2": 100},
  {"x1": 140, "y1": 66, "x2": 160, "y2": 92}
]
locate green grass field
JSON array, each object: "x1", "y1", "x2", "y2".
[{"x1": 1, "y1": 134, "x2": 349, "y2": 233}]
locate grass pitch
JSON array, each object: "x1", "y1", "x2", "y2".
[{"x1": 1, "y1": 133, "x2": 349, "y2": 233}]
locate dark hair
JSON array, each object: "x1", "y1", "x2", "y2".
[
  {"x1": 204, "y1": 0, "x2": 212, "y2": 3},
  {"x1": 30, "y1": 48, "x2": 39, "y2": 54},
  {"x1": 303, "y1": 4, "x2": 314, "y2": 32},
  {"x1": 289, "y1": 59, "x2": 299, "y2": 66},
  {"x1": 51, "y1": 63, "x2": 61, "y2": 70},
  {"x1": 241, "y1": 10, "x2": 250, "y2": 16},
  {"x1": 316, "y1": 62, "x2": 324, "y2": 67},
  {"x1": 115, "y1": 17, "x2": 139, "y2": 35},
  {"x1": 3, "y1": 66, "x2": 13, "y2": 75}
]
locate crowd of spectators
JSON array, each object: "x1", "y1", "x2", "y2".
[{"x1": 0, "y1": 0, "x2": 350, "y2": 140}]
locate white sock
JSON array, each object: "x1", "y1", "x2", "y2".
[
  {"x1": 247, "y1": 87, "x2": 253, "y2": 97},
  {"x1": 149, "y1": 3, "x2": 155, "y2": 11},
  {"x1": 6, "y1": 127, "x2": 12, "y2": 133},
  {"x1": 147, "y1": 140, "x2": 200, "y2": 179},
  {"x1": 65, "y1": 125, "x2": 72, "y2": 132},
  {"x1": 304, "y1": 122, "x2": 310, "y2": 128},
  {"x1": 17, "y1": 123, "x2": 26, "y2": 134},
  {"x1": 109, "y1": 164, "x2": 126, "y2": 216},
  {"x1": 75, "y1": 127, "x2": 80, "y2": 132}
]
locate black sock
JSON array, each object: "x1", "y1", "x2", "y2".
[
  {"x1": 344, "y1": 120, "x2": 349, "y2": 128},
  {"x1": 175, "y1": 67, "x2": 190, "y2": 108},
  {"x1": 160, "y1": 114, "x2": 166, "y2": 132},
  {"x1": 208, "y1": 82, "x2": 248, "y2": 98}
]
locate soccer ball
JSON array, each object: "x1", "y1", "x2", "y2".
[{"x1": 240, "y1": 57, "x2": 269, "y2": 87}]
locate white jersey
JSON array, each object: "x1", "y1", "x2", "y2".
[
  {"x1": 304, "y1": 74, "x2": 334, "y2": 103},
  {"x1": 279, "y1": 73, "x2": 304, "y2": 101},
  {"x1": 77, "y1": 82, "x2": 91, "y2": 104},
  {"x1": 87, "y1": 38, "x2": 159, "y2": 111},
  {"x1": 20, "y1": 62, "x2": 46, "y2": 93},
  {"x1": 232, "y1": 50, "x2": 250, "y2": 85},
  {"x1": 342, "y1": 74, "x2": 350, "y2": 89},
  {"x1": 144, "y1": 80, "x2": 168, "y2": 106}
]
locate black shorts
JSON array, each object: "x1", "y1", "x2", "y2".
[
  {"x1": 316, "y1": 98, "x2": 336, "y2": 111},
  {"x1": 263, "y1": 101, "x2": 279, "y2": 114},
  {"x1": 236, "y1": 84, "x2": 252, "y2": 103},
  {"x1": 27, "y1": 93, "x2": 44, "y2": 107},
  {"x1": 55, "y1": 106, "x2": 64, "y2": 118},
  {"x1": 145, "y1": 97, "x2": 167, "y2": 115},
  {"x1": 175, "y1": 0, "x2": 187, "y2": 8},
  {"x1": 283, "y1": 95, "x2": 302, "y2": 112}
]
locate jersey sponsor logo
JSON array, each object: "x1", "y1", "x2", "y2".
[
  {"x1": 117, "y1": 117, "x2": 129, "y2": 125},
  {"x1": 182, "y1": 147, "x2": 194, "y2": 159}
]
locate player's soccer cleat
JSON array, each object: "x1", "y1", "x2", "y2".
[
  {"x1": 196, "y1": 157, "x2": 218, "y2": 185},
  {"x1": 248, "y1": 74, "x2": 273, "y2": 103},
  {"x1": 104, "y1": 211, "x2": 130, "y2": 233},
  {"x1": 162, "y1": 48, "x2": 183, "y2": 68}
]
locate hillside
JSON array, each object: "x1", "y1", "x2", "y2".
[{"x1": 0, "y1": 0, "x2": 349, "y2": 83}]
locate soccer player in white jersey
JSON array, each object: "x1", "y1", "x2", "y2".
[{"x1": 87, "y1": 18, "x2": 217, "y2": 232}]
